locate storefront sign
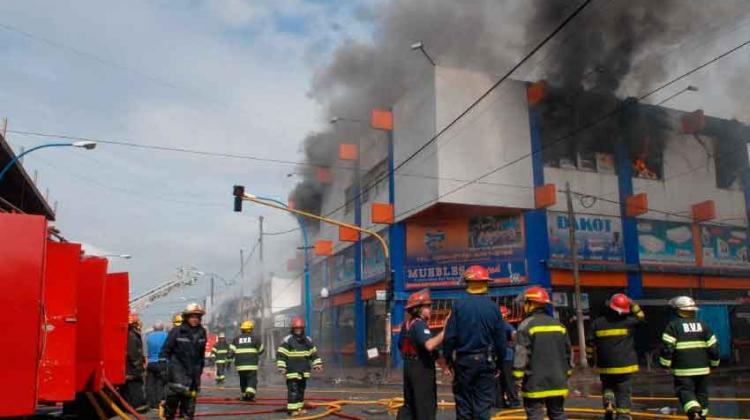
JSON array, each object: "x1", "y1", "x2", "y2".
[
  {"x1": 701, "y1": 224, "x2": 750, "y2": 267},
  {"x1": 405, "y1": 214, "x2": 525, "y2": 287},
  {"x1": 637, "y1": 219, "x2": 696, "y2": 264},
  {"x1": 547, "y1": 212, "x2": 623, "y2": 262},
  {"x1": 362, "y1": 230, "x2": 388, "y2": 283}
]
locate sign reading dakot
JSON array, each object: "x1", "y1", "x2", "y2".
[
  {"x1": 362, "y1": 230, "x2": 388, "y2": 283},
  {"x1": 547, "y1": 212, "x2": 623, "y2": 262},
  {"x1": 405, "y1": 214, "x2": 525, "y2": 288},
  {"x1": 701, "y1": 224, "x2": 750, "y2": 267},
  {"x1": 330, "y1": 246, "x2": 356, "y2": 287},
  {"x1": 638, "y1": 219, "x2": 696, "y2": 264}
]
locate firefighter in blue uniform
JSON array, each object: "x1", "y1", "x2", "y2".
[
  {"x1": 397, "y1": 288, "x2": 448, "y2": 420},
  {"x1": 443, "y1": 265, "x2": 507, "y2": 420},
  {"x1": 276, "y1": 316, "x2": 322, "y2": 416},
  {"x1": 660, "y1": 296, "x2": 720, "y2": 420}
]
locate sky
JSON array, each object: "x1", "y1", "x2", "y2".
[{"x1": 0, "y1": 0, "x2": 379, "y2": 325}]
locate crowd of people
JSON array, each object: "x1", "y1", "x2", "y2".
[
  {"x1": 121, "y1": 304, "x2": 323, "y2": 419},
  {"x1": 397, "y1": 265, "x2": 721, "y2": 420}
]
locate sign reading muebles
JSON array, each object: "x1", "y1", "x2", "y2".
[{"x1": 405, "y1": 214, "x2": 525, "y2": 287}]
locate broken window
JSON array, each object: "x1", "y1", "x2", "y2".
[
  {"x1": 626, "y1": 104, "x2": 667, "y2": 180},
  {"x1": 706, "y1": 119, "x2": 749, "y2": 190}
]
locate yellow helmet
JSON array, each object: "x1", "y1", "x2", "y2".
[
  {"x1": 240, "y1": 320, "x2": 255, "y2": 332},
  {"x1": 173, "y1": 314, "x2": 183, "y2": 326}
]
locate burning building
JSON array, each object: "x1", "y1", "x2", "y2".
[{"x1": 294, "y1": 63, "x2": 750, "y2": 367}]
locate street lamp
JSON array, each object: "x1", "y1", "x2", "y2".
[
  {"x1": 0, "y1": 141, "x2": 97, "y2": 181},
  {"x1": 100, "y1": 254, "x2": 132, "y2": 260},
  {"x1": 657, "y1": 85, "x2": 699, "y2": 106},
  {"x1": 410, "y1": 41, "x2": 436, "y2": 66},
  {"x1": 329, "y1": 116, "x2": 362, "y2": 125}
]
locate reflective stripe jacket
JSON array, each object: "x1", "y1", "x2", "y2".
[
  {"x1": 230, "y1": 333, "x2": 264, "y2": 371},
  {"x1": 276, "y1": 334, "x2": 322, "y2": 380},
  {"x1": 211, "y1": 340, "x2": 230, "y2": 364},
  {"x1": 659, "y1": 317, "x2": 720, "y2": 376},
  {"x1": 513, "y1": 309, "x2": 572, "y2": 399},
  {"x1": 588, "y1": 306, "x2": 645, "y2": 375}
]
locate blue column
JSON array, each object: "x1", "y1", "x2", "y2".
[
  {"x1": 525, "y1": 107, "x2": 551, "y2": 288},
  {"x1": 743, "y1": 169, "x2": 750, "y2": 234},
  {"x1": 616, "y1": 138, "x2": 643, "y2": 298},
  {"x1": 389, "y1": 222, "x2": 406, "y2": 368},
  {"x1": 354, "y1": 155, "x2": 366, "y2": 365}
]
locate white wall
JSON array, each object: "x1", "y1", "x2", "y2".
[
  {"x1": 634, "y1": 129, "x2": 747, "y2": 227},
  {"x1": 270, "y1": 276, "x2": 301, "y2": 314},
  {"x1": 544, "y1": 168, "x2": 621, "y2": 216},
  {"x1": 434, "y1": 68, "x2": 534, "y2": 210},
  {"x1": 393, "y1": 65, "x2": 438, "y2": 220}
]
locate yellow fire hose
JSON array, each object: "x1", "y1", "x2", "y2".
[{"x1": 97, "y1": 390, "x2": 133, "y2": 420}]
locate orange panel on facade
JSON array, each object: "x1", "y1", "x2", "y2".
[
  {"x1": 550, "y1": 270, "x2": 627, "y2": 287},
  {"x1": 339, "y1": 225, "x2": 360, "y2": 242},
  {"x1": 681, "y1": 109, "x2": 705, "y2": 134},
  {"x1": 370, "y1": 109, "x2": 393, "y2": 131},
  {"x1": 316, "y1": 167, "x2": 333, "y2": 184},
  {"x1": 362, "y1": 281, "x2": 387, "y2": 300},
  {"x1": 332, "y1": 291, "x2": 355, "y2": 306},
  {"x1": 339, "y1": 143, "x2": 359, "y2": 161},
  {"x1": 314, "y1": 240, "x2": 333, "y2": 256},
  {"x1": 642, "y1": 273, "x2": 699, "y2": 288},
  {"x1": 534, "y1": 184, "x2": 556, "y2": 208},
  {"x1": 625, "y1": 193, "x2": 648, "y2": 217},
  {"x1": 527, "y1": 80, "x2": 547, "y2": 105},
  {"x1": 692, "y1": 200, "x2": 716, "y2": 222},
  {"x1": 371, "y1": 203, "x2": 394, "y2": 224}
]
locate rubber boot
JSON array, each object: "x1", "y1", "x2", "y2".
[
  {"x1": 687, "y1": 407, "x2": 702, "y2": 420},
  {"x1": 603, "y1": 390, "x2": 615, "y2": 420}
]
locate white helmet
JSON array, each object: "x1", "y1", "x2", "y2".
[{"x1": 669, "y1": 296, "x2": 698, "y2": 312}]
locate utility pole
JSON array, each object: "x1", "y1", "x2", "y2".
[
  {"x1": 259, "y1": 216, "x2": 266, "y2": 356},
  {"x1": 240, "y1": 248, "x2": 245, "y2": 318},
  {"x1": 566, "y1": 182, "x2": 588, "y2": 368},
  {"x1": 210, "y1": 274, "x2": 215, "y2": 310}
]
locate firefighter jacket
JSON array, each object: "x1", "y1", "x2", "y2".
[
  {"x1": 125, "y1": 326, "x2": 146, "y2": 378},
  {"x1": 512, "y1": 309, "x2": 572, "y2": 399},
  {"x1": 160, "y1": 323, "x2": 207, "y2": 389},
  {"x1": 211, "y1": 340, "x2": 231, "y2": 364},
  {"x1": 230, "y1": 333, "x2": 264, "y2": 371},
  {"x1": 276, "y1": 334, "x2": 322, "y2": 380},
  {"x1": 588, "y1": 307, "x2": 644, "y2": 375},
  {"x1": 659, "y1": 316, "x2": 720, "y2": 376}
]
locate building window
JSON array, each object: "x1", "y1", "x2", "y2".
[
  {"x1": 708, "y1": 120, "x2": 748, "y2": 190},
  {"x1": 344, "y1": 184, "x2": 355, "y2": 214},
  {"x1": 361, "y1": 159, "x2": 388, "y2": 203}
]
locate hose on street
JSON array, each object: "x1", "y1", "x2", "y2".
[
  {"x1": 96, "y1": 390, "x2": 132, "y2": 420},
  {"x1": 103, "y1": 377, "x2": 146, "y2": 420},
  {"x1": 84, "y1": 392, "x2": 108, "y2": 420}
]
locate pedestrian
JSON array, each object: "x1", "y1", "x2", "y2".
[
  {"x1": 161, "y1": 303, "x2": 208, "y2": 420},
  {"x1": 212, "y1": 333, "x2": 230, "y2": 384},
  {"x1": 276, "y1": 316, "x2": 323, "y2": 417},
  {"x1": 120, "y1": 313, "x2": 148, "y2": 412},
  {"x1": 513, "y1": 286, "x2": 571, "y2": 420},
  {"x1": 145, "y1": 322, "x2": 168, "y2": 410},
  {"x1": 397, "y1": 288, "x2": 448, "y2": 420},
  {"x1": 443, "y1": 265, "x2": 507, "y2": 420},
  {"x1": 230, "y1": 320, "x2": 264, "y2": 400},
  {"x1": 660, "y1": 296, "x2": 720, "y2": 420},
  {"x1": 495, "y1": 305, "x2": 519, "y2": 409},
  {"x1": 589, "y1": 293, "x2": 645, "y2": 420}
]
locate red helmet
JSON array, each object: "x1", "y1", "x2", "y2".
[
  {"x1": 463, "y1": 265, "x2": 490, "y2": 282},
  {"x1": 500, "y1": 305, "x2": 509, "y2": 319},
  {"x1": 291, "y1": 316, "x2": 305, "y2": 329},
  {"x1": 609, "y1": 293, "x2": 631, "y2": 314},
  {"x1": 406, "y1": 289, "x2": 432, "y2": 310},
  {"x1": 521, "y1": 286, "x2": 550, "y2": 304}
]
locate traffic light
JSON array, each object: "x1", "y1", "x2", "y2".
[{"x1": 233, "y1": 185, "x2": 245, "y2": 212}]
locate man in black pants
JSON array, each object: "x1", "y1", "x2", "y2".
[
  {"x1": 496, "y1": 305, "x2": 519, "y2": 408},
  {"x1": 397, "y1": 288, "x2": 447, "y2": 420},
  {"x1": 161, "y1": 303, "x2": 207, "y2": 420},
  {"x1": 121, "y1": 313, "x2": 147, "y2": 412}
]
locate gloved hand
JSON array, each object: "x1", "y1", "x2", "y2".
[{"x1": 279, "y1": 368, "x2": 287, "y2": 376}]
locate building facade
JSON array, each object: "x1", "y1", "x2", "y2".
[{"x1": 300, "y1": 65, "x2": 750, "y2": 367}]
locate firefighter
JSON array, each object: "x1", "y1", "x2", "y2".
[
  {"x1": 230, "y1": 320, "x2": 264, "y2": 400},
  {"x1": 276, "y1": 316, "x2": 323, "y2": 416},
  {"x1": 513, "y1": 286, "x2": 571, "y2": 420},
  {"x1": 121, "y1": 313, "x2": 147, "y2": 412},
  {"x1": 495, "y1": 305, "x2": 519, "y2": 409},
  {"x1": 589, "y1": 293, "x2": 645, "y2": 420},
  {"x1": 212, "y1": 333, "x2": 230, "y2": 384},
  {"x1": 161, "y1": 303, "x2": 208, "y2": 420},
  {"x1": 660, "y1": 296, "x2": 720, "y2": 420},
  {"x1": 443, "y1": 265, "x2": 507, "y2": 420},
  {"x1": 397, "y1": 288, "x2": 447, "y2": 420}
]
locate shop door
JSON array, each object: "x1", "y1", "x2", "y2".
[{"x1": 698, "y1": 304, "x2": 731, "y2": 360}]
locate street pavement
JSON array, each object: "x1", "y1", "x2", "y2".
[{"x1": 155, "y1": 365, "x2": 750, "y2": 419}]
